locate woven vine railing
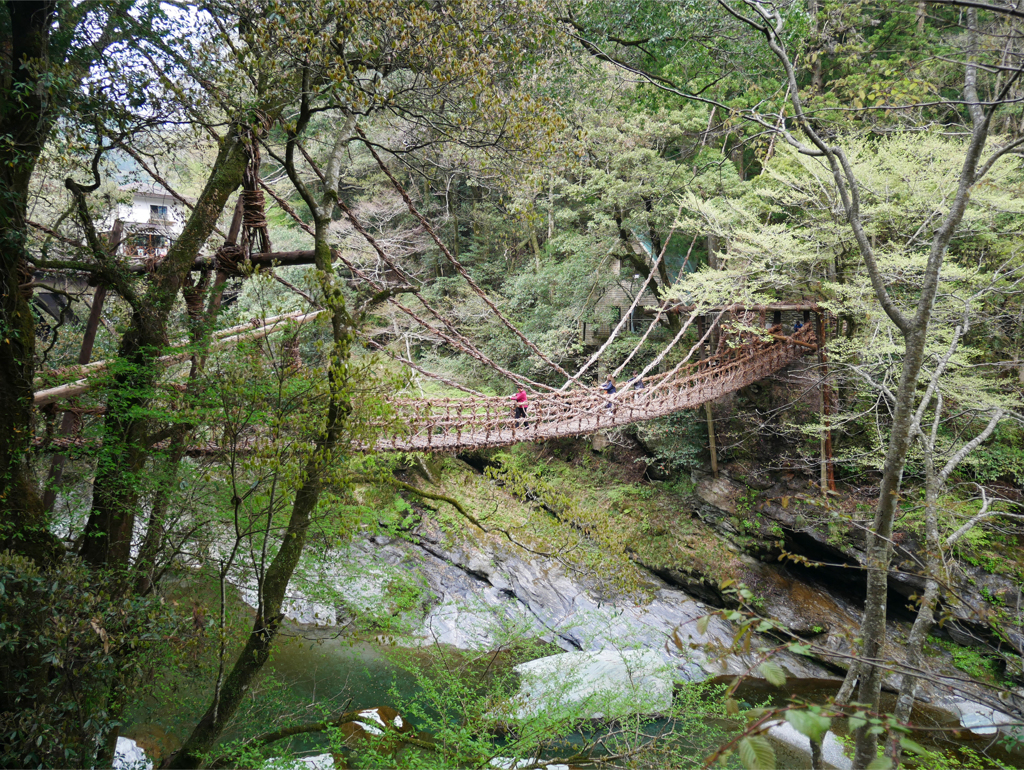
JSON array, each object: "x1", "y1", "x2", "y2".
[
  {"x1": 31, "y1": 323, "x2": 817, "y2": 457},
  {"x1": 370, "y1": 324, "x2": 817, "y2": 452}
]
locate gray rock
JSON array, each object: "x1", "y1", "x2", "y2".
[
  {"x1": 113, "y1": 738, "x2": 153, "y2": 770},
  {"x1": 766, "y1": 721, "x2": 852, "y2": 770},
  {"x1": 406, "y1": 532, "x2": 835, "y2": 682},
  {"x1": 946, "y1": 698, "x2": 1017, "y2": 736},
  {"x1": 512, "y1": 650, "x2": 674, "y2": 719}
]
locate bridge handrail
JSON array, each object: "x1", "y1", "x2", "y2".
[{"x1": 370, "y1": 325, "x2": 817, "y2": 445}]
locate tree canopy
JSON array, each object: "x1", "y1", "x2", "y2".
[{"x1": 4, "y1": 2, "x2": 1024, "y2": 769}]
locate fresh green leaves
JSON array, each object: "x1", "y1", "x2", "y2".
[
  {"x1": 757, "y1": 660, "x2": 787, "y2": 688},
  {"x1": 785, "y1": 708, "x2": 831, "y2": 744},
  {"x1": 738, "y1": 735, "x2": 776, "y2": 770}
]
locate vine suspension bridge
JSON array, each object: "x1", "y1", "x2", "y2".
[
  {"x1": 374, "y1": 322, "x2": 818, "y2": 452},
  {"x1": 34, "y1": 313, "x2": 821, "y2": 455},
  {"x1": 31, "y1": 144, "x2": 825, "y2": 458}
]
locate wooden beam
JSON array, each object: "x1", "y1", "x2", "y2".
[
  {"x1": 34, "y1": 310, "x2": 318, "y2": 388},
  {"x1": 667, "y1": 301, "x2": 822, "y2": 313},
  {"x1": 131, "y1": 249, "x2": 321, "y2": 274},
  {"x1": 33, "y1": 310, "x2": 324, "y2": 406},
  {"x1": 770, "y1": 333, "x2": 818, "y2": 350},
  {"x1": 43, "y1": 222, "x2": 123, "y2": 512},
  {"x1": 225, "y1": 195, "x2": 244, "y2": 245}
]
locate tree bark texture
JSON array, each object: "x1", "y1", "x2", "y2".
[
  {"x1": 1, "y1": 0, "x2": 137, "y2": 563},
  {"x1": 852, "y1": 47, "x2": 991, "y2": 764},
  {"x1": 43, "y1": 224, "x2": 121, "y2": 513},
  {"x1": 0, "y1": 1, "x2": 62, "y2": 564},
  {"x1": 80, "y1": 129, "x2": 249, "y2": 569}
]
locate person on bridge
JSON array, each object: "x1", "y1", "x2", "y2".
[
  {"x1": 510, "y1": 387, "x2": 528, "y2": 426},
  {"x1": 600, "y1": 376, "x2": 617, "y2": 412}
]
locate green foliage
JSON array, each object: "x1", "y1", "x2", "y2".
[
  {"x1": 633, "y1": 411, "x2": 708, "y2": 477},
  {"x1": 476, "y1": 444, "x2": 753, "y2": 597},
  {"x1": 930, "y1": 636, "x2": 1001, "y2": 681},
  {"x1": 0, "y1": 552, "x2": 184, "y2": 768},
  {"x1": 902, "y1": 744, "x2": 1011, "y2": 770},
  {"x1": 895, "y1": 492, "x2": 1012, "y2": 571},
  {"x1": 785, "y1": 708, "x2": 831, "y2": 744},
  {"x1": 362, "y1": 628, "x2": 733, "y2": 770},
  {"x1": 966, "y1": 422, "x2": 1024, "y2": 485},
  {"x1": 737, "y1": 734, "x2": 775, "y2": 770},
  {"x1": 14, "y1": 1, "x2": 1024, "y2": 766}
]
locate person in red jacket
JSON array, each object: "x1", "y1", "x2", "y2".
[{"x1": 510, "y1": 387, "x2": 528, "y2": 425}]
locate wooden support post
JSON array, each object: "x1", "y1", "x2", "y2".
[
  {"x1": 226, "y1": 194, "x2": 245, "y2": 245},
  {"x1": 705, "y1": 402, "x2": 718, "y2": 479},
  {"x1": 698, "y1": 313, "x2": 719, "y2": 478},
  {"x1": 205, "y1": 196, "x2": 247, "y2": 321},
  {"x1": 43, "y1": 222, "x2": 122, "y2": 512},
  {"x1": 815, "y1": 312, "x2": 836, "y2": 492}
]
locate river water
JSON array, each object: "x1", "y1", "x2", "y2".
[{"x1": 122, "y1": 532, "x2": 1024, "y2": 768}]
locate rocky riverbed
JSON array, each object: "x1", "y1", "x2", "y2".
[
  {"x1": 123, "y1": 448, "x2": 1024, "y2": 768},
  {"x1": 249, "y1": 487, "x2": 1023, "y2": 766}
]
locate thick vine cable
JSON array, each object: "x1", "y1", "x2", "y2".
[
  {"x1": 260, "y1": 152, "x2": 559, "y2": 393},
  {"x1": 610, "y1": 234, "x2": 700, "y2": 380},
  {"x1": 559, "y1": 218, "x2": 679, "y2": 390},
  {"x1": 355, "y1": 125, "x2": 572, "y2": 379},
  {"x1": 363, "y1": 338, "x2": 487, "y2": 397}
]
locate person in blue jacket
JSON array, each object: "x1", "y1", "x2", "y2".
[{"x1": 600, "y1": 375, "x2": 617, "y2": 411}]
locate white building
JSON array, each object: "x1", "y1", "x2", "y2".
[
  {"x1": 35, "y1": 183, "x2": 192, "y2": 330},
  {"x1": 110, "y1": 182, "x2": 190, "y2": 258}
]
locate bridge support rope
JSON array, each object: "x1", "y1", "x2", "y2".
[
  {"x1": 374, "y1": 324, "x2": 818, "y2": 452},
  {"x1": 31, "y1": 322, "x2": 819, "y2": 456}
]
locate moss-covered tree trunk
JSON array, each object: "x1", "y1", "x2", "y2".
[
  {"x1": 0, "y1": 1, "x2": 62, "y2": 565},
  {"x1": 79, "y1": 130, "x2": 248, "y2": 568},
  {"x1": 168, "y1": 202, "x2": 354, "y2": 768}
]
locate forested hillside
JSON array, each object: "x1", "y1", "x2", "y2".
[{"x1": 4, "y1": 1, "x2": 1024, "y2": 769}]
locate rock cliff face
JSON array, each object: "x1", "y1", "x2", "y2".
[
  {"x1": 294, "y1": 463, "x2": 1021, "y2": 759},
  {"x1": 253, "y1": 388, "x2": 1024, "y2": 757},
  {"x1": 689, "y1": 464, "x2": 1024, "y2": 669},
  {"x1": 658, "y1": 461, "x2": 1024, "y2": 733},
  {"x1": 299, "y1": 524, "x2": 835, "y2": 684}
]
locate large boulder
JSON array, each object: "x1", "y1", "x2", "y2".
[
  {"x1": 512, "y1": 650, "x2": 673, "y2": 720},
  {"x1": 113, "y1": 737, "x2": 153, "y2": 770}
]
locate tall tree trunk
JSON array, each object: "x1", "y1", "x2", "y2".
[
  {"x1": 80, "y1": 129, "x2": 248, "y2": 569},
  {"x1": 887, "y1": 462, "x2": 941, "y2": 754},
  {"x1": 852, "y1": 326, "x2": 929, "y2": 766},
  {"x1": 643, "y1": 197, "x2": 673, "y2": 288},
  {"x1": 0, "y1": 0, "x2": 63, "y2": 565},
  {"x1": 736, "y1": 7, "x2": 995, "y2": 762},
  {"x1": 885, "y1": 400, "x2": 1002, "y2": 765},
  {"x1": 886, "y1": 579, "x2": 939, "y2": 764},
  {"x1": 168, "y1": 211, "x2": 354, "y2": 767}
]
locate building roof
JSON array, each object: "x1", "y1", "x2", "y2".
[
  {"x1": 119, "y1": 182, "x2": 195, "y2": 203},
  {"x1": 122, "y1": 221, "x2": 177, "y2": 235}
]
